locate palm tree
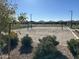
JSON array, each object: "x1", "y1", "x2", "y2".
[{"x1": 18, "y1": 13, "x2": 28, "y2": 23}]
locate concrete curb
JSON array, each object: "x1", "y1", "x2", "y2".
[{"x1": 67, "y1": 27, "x2": 79, "y2": 39}]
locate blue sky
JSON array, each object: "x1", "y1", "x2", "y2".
[{"x1": 12, "y1": 0, "x2": 79, "y2": 21}]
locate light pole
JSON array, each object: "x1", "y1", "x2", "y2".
[
  {"x1": 70, "y1": 10, "x2": 73, "y2": 28},
  {"x1": 30, "y1": 14, "x2": 32, "y2": 29}
]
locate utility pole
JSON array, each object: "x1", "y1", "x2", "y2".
[
  {"x1": 30, "y1": 14, "x2": 32, "y2": 28},
  {"x1": 70, "y1": 10, "x2": 73, "y2": 28},
  {"x1": 8, "y1": 23, "x2": 11, "y2": 59}
]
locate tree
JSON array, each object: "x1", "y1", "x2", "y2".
[
  {"x1": 0, "y1": 1, "x2": 16, "y2": 57},
  {"x1": 18, "y1": 13, "x2": 28, "y2": 23},
  {"x1": 0, "y1": 0, "x2": 16, "y2": 36},
  {"x1": 0, "y1": 1, "x2": 16, "y2": 55}
]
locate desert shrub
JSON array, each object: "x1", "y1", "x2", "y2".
[
  {"x1": 33, "y1": 36, "x2": 68, "y2": 59},
  {"x1": 1, "y1": 32, "x2": 19, "y2": 54},
  {"x1": 21, "y1": 34, "x2": 32, "y2": 47},
  {"x1": 19, "y1": 34, "x2": 33, "y2": 54},
  {"x1": 39, "y1": 35, "x2": 59, "y2": 46},
  {"x1": 67, "y1": 39, "x2": 79, "y2": 58},
  {"x1": 0, "y1": 34, "x2": 6, "y2": 49},
  {"x1": 0, "y1": 40, "x2": 5, "y2": 49},
  {"x1": 3, "y1": 32, "x2": 19, "y2": 50},
  {"x1": 33, "y1": 43, "x2": 60, "y2": 59}
]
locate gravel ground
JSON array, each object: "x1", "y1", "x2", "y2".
[
  {"x1": 14, "y1": 27, "x2": 75, "y2": 46},
  {"x1": 0, "y1": 27, "x2": 75, "y2": 59}
]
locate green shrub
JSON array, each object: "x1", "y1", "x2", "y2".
[
  {"x1": 0, "y1": 34, "x2": 6, "y2": 49},
  {"x1": 21, "y1": 34, "x2": 32, "y2": 47},
  {"x1": 39, "y1": 35, "x2": 59, "y2": 46},
  {"x1": 0, "y1": 40, "x2": 5, "y2": 49},
  {"x1": 4, "y1": 32, "x2": 19, "y2": 48},
  {"x1": 1, "y1": 32, "x2": 19, "y2": 54},
  {"x1": 10, "y1": 35, "x2": 18, "y2": 48},
  {"x1": 67, "y1": 39, "x2": 79, "y2": 58},
  {"x1": 33, "y1": 36, "x2": 68, "y2": 59}
]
